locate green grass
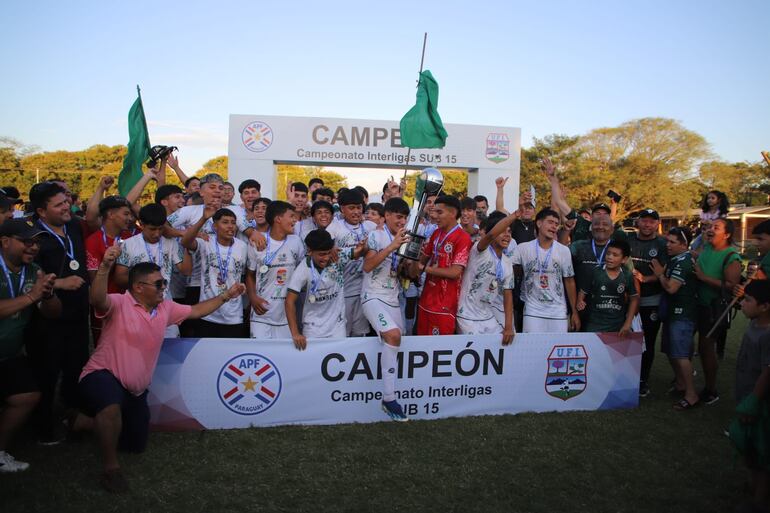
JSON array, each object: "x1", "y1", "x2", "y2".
[{"x1": 2, "y1": 317, "x2": 749, "y2": 513}]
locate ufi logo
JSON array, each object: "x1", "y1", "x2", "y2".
[
  {"x1": 242, "y1": 121, "x2": 273, "y2": 152},
  {"x1": 545, "y1": 345, "x2": 588, "y2": 401},
  {"x1": 217, "y1": 353, "x2": 282, "y2": 415}
]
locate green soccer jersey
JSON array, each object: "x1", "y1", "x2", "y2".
[
  {"x1": 665, "y1": 251, "x2": 698, "y2": 321},
  {"x1": 570, "y1": 239, "x2": 635, "y2": 296},
  {"x1": 761, "y1": 252, "x2": 770, "y2": 279},
  {"x1": 0, "y1": 261, "x2": 41, "y2": 359},
  {"x1": 583, "y1": 266, "x2": 637, "y2": 332},
  {"x1": 627, "y1": 233, "x2": 668, "y2": 301},
  {"x1": 696, "y1": 244, "x2": 742, "y2": 307}
]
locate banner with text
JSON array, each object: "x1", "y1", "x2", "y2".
[{"x1": 148, "y1": 333, "x2": 643, "y2": 431}]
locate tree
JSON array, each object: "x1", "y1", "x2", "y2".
[
  {"x1": 199, "y1": 156, "x2": 228, "y2": 177},
  {"x1": 401, "y1": 168, "x2": 467, "y2": 204},
  {"x1": 699, "y1": 160, "x2": 769, "y2": 206},
  {"x1": 275, "y1": 165, "x2": 347, "y2": 200}
]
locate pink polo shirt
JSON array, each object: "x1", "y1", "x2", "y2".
[{"x1": 80, "y1": 292, "x2": 192, "y2": 395}]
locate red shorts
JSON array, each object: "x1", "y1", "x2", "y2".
[{"x1": 416, "y1": 306, "x2": 456, "y2": 336}]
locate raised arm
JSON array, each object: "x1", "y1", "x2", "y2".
[
  {"x1": 494, "y1": 176, "x2": 509, "y2": 214},
  {"x1": 188, "y1": 283, "x2": 246, "y2": 319},
  {"x1": 180, "y1": 206, "x2": 215, "y2": 252},
  {"x1": 363, "y1": 229, "x2": 408, "y2": 273},
  {"x1": 477, "y1": 210, "x2": 518, "y2": 252},
  {"x1": 165, "y1": 152, "x2": 190, "y2": 186},
  {"x1": 86, "y1": 175, "x2": 114, "y2": 231},
  {"x1": 542, "y1": 158, "x2": 571, "y2": 218},
  {"x1": 125, "y1": 168, "x2": 158, "y2": 216},
  {"x1": 91, "y1": 244, "x2": 122, "y2": 313}
]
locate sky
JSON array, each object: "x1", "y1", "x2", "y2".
[{"x1": 1, "y1": 0, "x2": 768, "y2": 192}]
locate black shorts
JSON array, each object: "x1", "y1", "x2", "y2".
[
  {"x1": 79, "y1": 370, "x2": 149, "y2": 453},
  {"x1": 0, "y1": 356, "x2": 39, "y2": 399},
  {"x1": 696, "y1": 304, "x2": 728, "y2": 340}
]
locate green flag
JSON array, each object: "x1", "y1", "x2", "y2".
[
  {"x1": 399, "y1": 70, "x2": 448, "y2": 149},
  {"x1": 118, "y1": 87, "x2": 151, "y2": 196}
]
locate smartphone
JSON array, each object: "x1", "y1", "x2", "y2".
[{"x1": 607, "y1": 190, "x2": 622, "y2": 202}]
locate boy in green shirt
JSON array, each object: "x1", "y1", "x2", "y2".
[{"x1": 577, "y1": 239, "x2": 639, "y2": 336}]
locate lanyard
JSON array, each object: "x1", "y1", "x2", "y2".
[
  {"x1": 591, "y1": 239, "x2": 609, "y2": 266},
  {"x1": 487, "y1": 246, "x2": 504, "y2": 281},
  {"x1": 342, "y1": 220, "x2": 365, "y2": 242},
  {"x1": 0, "y1": 256, "x2": 25, "y2": 299},
  {"x1": 383, "y1": 229, "x2": 398, "y2": 272},
  {"x1": 214, "y1": 238, "x2": 234, "y2": 284},
  {"x1": 264, "y1": 230, "x2": 287, "y2": 266},
  {"x1": 101, "y1": 227, "x2": 122, "y2": 248},
  {"x1": 432, "y1": 225, "x2": 460, "y2": 264},
  {"x1": 535, "y1": 242, "x2": 554, "y2": 276},
  {"x1": 309, "y1": 259, "x2": 322, "y2": 296},
  {"x1": 144, "y1": 238, "x2": 162, "y2": 266},
  {"x1": 37, "y1": 220, "x2": 74, "y2": 261}
]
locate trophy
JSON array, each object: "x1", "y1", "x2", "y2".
[
  {"x1": 397, "y1": 167, "x2": 444, "y2": 261},
  {"x1": 147, "y1": 145, "x2": 178, "y2": 168}
]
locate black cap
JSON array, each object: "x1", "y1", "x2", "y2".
[
  {"x1": 638, "y1": 208, "x2": 660, "y2": 220},
  {"x1": 591, "y1": 203, "x2": 612, "y2": 215},
  {"x1": 0, "y1": 194, "x2": 15, "y2": 210},
  {"x1": 0, "y1": 219, "x2": 47, "y2": 239}
]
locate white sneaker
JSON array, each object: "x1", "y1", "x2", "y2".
[{"x1": 0, "y1": 450, "x2": 30, "y2": 472}]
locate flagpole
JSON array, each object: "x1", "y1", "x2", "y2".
[
  {"x1": 136, "y1": 85, "x2": 152, "y2": 151},
  {"x1": 402, "y1": 32, "x2": 428, "y2": 183}
]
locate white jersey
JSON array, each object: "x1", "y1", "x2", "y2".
[
  {"x1": 247, "y1": 234, "x2": 305, "y2": 326},
  {"x1": 295, "y1": 218, "x2": 320, "y2": 243},
  {"x1": 361, "y1": 229, "x2": 402, "y2": 308},
  {"x1": 326, "y1": 218, "x2": 377, "y2": 297},
  {"x1": 229, "y1": 204, "x2": 254, "y2": 244},
  {"x1": 512, "y1": 239, "x2": 574, "y2": 320},
  {"x1": 167, "y1": 205, "x2": 252, "y2": 286},
  {"x1": 195, "y1": 237, "x2": 249, "y2": 325},
  {"x1": 457, "y1": 243, "x2": 515, "y2": 322},
  {"x1": 287, "y1": 254, "x2": 350, "y2": 338},
  {"x1": 116, "y1": 234, "x2": 183, "y2": 300}
]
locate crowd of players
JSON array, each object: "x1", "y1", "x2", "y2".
[{"x1": 1, "y1": 154, "x2": 769, "y2": 497}]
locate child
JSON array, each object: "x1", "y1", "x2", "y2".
[
  {"x1": 577, "y1": 239, "x2": 639, "y2": 335},
  {"x1": 181, "y1": 207, "x2": 250, "y2": 338},
  {"x1": 246, "y1": 201, "x2": 304, "y2": 339},
  {"x1": 361, "y1": 197, "x2": 411, "y2": 421},
  {"x1": 460, "y1": 197, "x2": 480, "y2": 243},
  {"x1": 456, "y1": 210, "x2": 517, "y2": 344},
  {"x1": 731, "y1": 280, "x2": 770, "y2": 512},
  {"x1": 296, "y1": 201, "x2": 334, "y2": 242},
  {"x1": 285, "y1": 229, "x2": 365, "y2": 348},
  {"x1": 365, "y1": 202, "x2": 385, "y2": 230}
]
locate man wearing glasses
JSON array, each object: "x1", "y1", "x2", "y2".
[
  {"x1": 74, "y1": 245, "x2": 246, "y2": 493},
  {"x1": 0, "y1": 219, "x2": 60, "y2": 472}
]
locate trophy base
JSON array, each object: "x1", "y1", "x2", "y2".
[{"x1": 397, "y1": 233, "x2": 426, "y2": 261}]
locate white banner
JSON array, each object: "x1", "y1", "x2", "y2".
[{"x1": 148, "y1": 333, "x2": 643, "y2": 430}]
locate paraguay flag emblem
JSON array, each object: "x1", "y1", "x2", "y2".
[{"x1": 217, "y1": 353, "x2": 282, "y2": 415}]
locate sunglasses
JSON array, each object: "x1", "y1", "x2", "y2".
[
  {"x1": 13, "y1": 236, "x2": 40, "y2": 248},
  {"x1": 139, "y1": 278, "x2": 168, "y2": 289}
]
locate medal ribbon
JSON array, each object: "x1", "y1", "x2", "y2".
[
  {"x1": 143, "y1": 238, "x2": 163, "y2": 266},
  {"x1": 37, "y1": 220, "x2": 75, "y2": 262},
  {"x1": 431, "y1": 225, "x2": 460, "y2": 265},
  {"x1": 214, "y1": 238, "x2": 233, "y2": 285},
  {"x1": 535, "y1": 242, "x2": 554, "y2": 277},
  {"x1": 487, "y1": 246, "x2": 504, "y2": 281},
  {"x1": 263, "y1": 229, "x2": 288, "y2": 267},
  {"x1": 0, "y1": 256, "x2": 25, "y2": 299},
  {"x1": 309, "y1": 259, "x2": 321, "y2": 297},
  {"x1": 101, "y1": 227, "x2": 122, "y2": 248},
  {"x1": 591, "y1": 239, "x2": 610, "y2": 266}
]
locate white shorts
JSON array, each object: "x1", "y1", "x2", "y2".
[
  {"x1": 523, "y1": 315, "x2": 568, "y2": 333},
  {"x1": 164, "y1": 324, "x2": 180, "y2": 338},
  {"x1": 250, "y1": 322, "x2": 292, "y2": 340},
  {"x1": 362, "y1": 299, "x2": 404, "y2": 335},
  {"x1": 303, "y1": 322, "x2": 346, "y2": 340},
  {"x1": 456, "y1": 316, "x2": 501, "y2": 335},
  {"x1": 345, "y1": 296, "x2": 371, "y2": 336}
]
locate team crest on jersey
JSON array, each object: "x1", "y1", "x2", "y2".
[
  {"x1": 432, "y1": 327, "x2": 440, "y2": 335},
  {"x1": 217, "y1": 353, "x2": 282, "y2": 415},
  {"x1": 617, "y1": 284, "x2": 626, "y2": 293},
  {"x1": 545, "y1": 345, "x2": 588, "y2": 401},
  {"x1": 649, "y1": 249, "x2": 658, "y2": 257},
  {"x1": 276, "y1": 268, "x2": 287, "y2": 285},
  {"x1": 444, "y1": 243, "x2": 453, "y2": 254}
]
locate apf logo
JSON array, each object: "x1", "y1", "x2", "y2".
[
  {"x1": 485, "y1": 133, "x2": 510, "y2": 164},
  {"x1": 242, "y1": 121, "x2": 274, "y2": 152},
  {"x1": 545, "y1": 345, "x2": 588, "y2": 401},
  {"x1": 217, "y1": 353, "x2": 282, "y2": 415}
]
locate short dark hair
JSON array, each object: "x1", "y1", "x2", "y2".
[
  {"x1": 128, "y1": 262, "x2": 161, "y2": 289},
  {"x1": 312, "y1": 187, "x2": 335, "y2": 201},
  {"x1": 304, "y1": 229, "x2": 334, "y2": 251},
  {"x1": 461, "y1": 197, "x2": 476, "y2": 211},
  {"x1": 366, "y1": 202, "x2": 385, "y2": 217},
  {"x1": 139, "y1": 203, "x2": 167, "y2": 226},
  {"x1": 485, "y1": 211, "x2": 508, "y2": 233},
  {"x1": 607, "y1": 239, "x2": 631, "y2": 258},
  {"x1": 291, "y1": 182, "x2": 308, "y2": 194},
  {"x1": 212, "y1": 208, "x2": 236, "y2": 222},
  {"x1": 98, "y1": 195, "x2": 131, "y2": 218},
  {"x1": 353, "y1": 186, "x2": 369, "y2": 200},
  {"x1": 238, "y1": 179, "x2": 261, "y2": 193},
  {"x1": 155, "y1": 184, "x2": 183, "y2": 204},
  {"x1": 383, "y1": 198, "x2": 409, "y2": 217},
  {"x1": 473, "y1": 195, "x2": 488, "y2": 205},
  {"x1": 252, "y1": 197, "x2": 272, "y2": 211},
  {"x1": 337, "y1": 189, "x2": 363, "y2": 207},
  {"x1": 184, "y1": 176, "x2": 200, "y2": 188},
  {"x1": 223, "y1": 181, "x2": 234, "y2": 189},
  {"x1": 434, "y1": 195, "x2": 462, "y2": 219},
  {"x1": 311, "y1": 200, "x2": 333, "y2": 216},
  {"x1": 29, "y1": 181, "x2": 67, "y2": 215},
  {"x1": 308, "y1": 178, "x2": 324, "y2": 188},
  {"x1": 753, "y1": 220, "x2": 770, "y2": 237},
  {"x1": 668, "y1": 226, "x2": 692, "y2": 247},
  {"x1": 535, "y1": 208, "x2": 560, "y2": 222},
  {"x1": 745, "y1": 280, "x2": 770, "y2": 306},
  {"x1": 266, "y1": 200, "x2": 295, "y2": 226}
]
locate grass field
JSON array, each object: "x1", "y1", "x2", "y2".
[{"x1": 1, "y1": 317, "x2": 750, "y2": 513}]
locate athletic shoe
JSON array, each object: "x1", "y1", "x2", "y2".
[
  {"x1": 381, "y1": 400, "x2": 408, "y2": 422},
  {"x1": 100, "y1": 468, "x2": 130, "y2": 493},
  {"x1": 638, "y1": 383, "x2": 650, "y2": 398},
  {"x1": 699, "y1": 388, "x2": 720, "y2": 405},
  {"x1": 0, "y1": 451, "x2": 30, "y2": 473}
]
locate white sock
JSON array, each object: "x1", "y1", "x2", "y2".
[{"x1": 381, "y1": 342, "x2": 399, "y2": 402}]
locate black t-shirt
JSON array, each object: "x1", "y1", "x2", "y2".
[
  {"x1": 627, "y1": 233, "x2": 668, "y2": 299},
  {"x1": 34, "y1": 217, "x2": 90, "y2": 321},
  {"x1": 511, "y1": 219, "x2": 536, "y2": 245}
]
